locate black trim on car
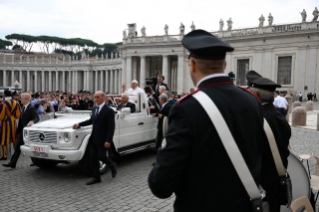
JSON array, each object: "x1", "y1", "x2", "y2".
[{"x1": 117, "y1": 140, "x2": 155, "y2": 153}]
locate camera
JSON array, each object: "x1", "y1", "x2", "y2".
[{"x1": 145, "y1": 76, "x2": 157, "y2": 86}]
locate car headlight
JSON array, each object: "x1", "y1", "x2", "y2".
[
  {"x1": 24, "y1": 130, "x2": 28, "y2": 139},
  {"x1": 64, "y1": 133, "x2": 71, "y2": 142}
]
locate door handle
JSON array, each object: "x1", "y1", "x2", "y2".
[{"x1": 138, "y1": 122, "x2": 144, "y2": 126}]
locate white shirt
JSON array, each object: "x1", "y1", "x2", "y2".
[
  {"x1": 299, "y1": 93, "x2": 302, "y2": 97},
  {"x1": 96, "y1": 102, "x2": 105, "y2": 114},
  {"x1": 273, "y1": 96, "x2": 288, "y2": 109},
  {"x1": 126, "y1": 86, "x2": 147, "y2": 101},
  {"x1": 5, "y1": 97, "x2": 12, "y2": 100},
  {"x1": 196, "y1": 73, "x2": 227, "y2": 88}
]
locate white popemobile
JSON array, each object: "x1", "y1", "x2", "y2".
[{"x1": 20, "y1": 93, "x2": 158, "y2": 175}]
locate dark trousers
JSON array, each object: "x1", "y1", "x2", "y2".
[
  {"x1": 89, "y1": 141, "x2": 114, "y2": 178},
  {"x1": 299, "y1": 97, "x2": 302, "y2": 102},
  {"x1": 10, "y1": 135, "x2": 23, "y2": 165},
  {"x1": 261, "y1": 175, "x2": 281, "y2": 212},
  {"x1": 277, "y1": 108, "x2": 287, "y2": 117}
]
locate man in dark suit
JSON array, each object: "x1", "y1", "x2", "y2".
[
  {"x1": 155, "y1": 94, "x2": 173, "y2": 150},
  {"x1": 117, "y1": 93, "x2": 136, "y2": 113},
  {"x1": 154, "y1": 76, "x2": 169, "y2": 97},
  {"x1": 247, "y1": 71, "x2": 291, "y2": 212},
  {"x1": 3, "y1": 93, "x2": 40, "y2": 168},
  {"x1": 73, "y1": 91, "x2": 117, "y2": 185},
  {"x1": 148, "y1": 30, "x2": 266, "y2": 211}
]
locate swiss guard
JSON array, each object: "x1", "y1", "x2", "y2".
[{"x1": 0, "y1": 90, "x2": 21, "y2": 160}]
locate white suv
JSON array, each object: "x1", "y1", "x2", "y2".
[{"x1": 20, "y1": 93, "x2": 158, "y2": 175}]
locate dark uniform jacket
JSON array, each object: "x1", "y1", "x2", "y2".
[
  {"x1": 260, "y1": 103, "x2": 291, "y2": 211},
  {"x1": 156, "y1": 102, "x2": 173, "y2": 149},
  {"x1": 148, "y1": 76, "x2": 266, "y2": 212},
  {"x1": 79, "y1": 104, "x2": 115, "y2": 145},
  {"x1": 78, "y1": 98, "x2": 88, "y2": 110}
]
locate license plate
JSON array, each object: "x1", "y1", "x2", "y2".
[
  {"x1": 33, "y1": 152, "x2": 48, "y2": 157},
  {"x1": 30, "y1": 144, "x2": 49, "y2": 153}
]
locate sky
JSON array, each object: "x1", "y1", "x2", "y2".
[{"x1": 0, "y1": 0, "x2": 317, "y2": 47}]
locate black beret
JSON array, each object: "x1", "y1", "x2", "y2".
[
  {"x1": 4, "y1": 90, "x2": 11, "y2": 96},
  {"x1": 35, "y1": 93, "x2": 41, "y2": 98},
  {"x1": 182, "y1": 29, "x2": 234, "y2": 60},
  {"x1": 12, "y1": 91, "x2": 19, "y2": 96},
  {"x1": 246, "y1": 70, "x2": 281, "y2": 91}
]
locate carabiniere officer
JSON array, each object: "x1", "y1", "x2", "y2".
[{"x1": 148, "y1": 30, "x2": 267, "y2": 212}]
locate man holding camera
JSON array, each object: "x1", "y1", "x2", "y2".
[{"x1": 154, "y1": 76, "x2": 169, "y2": 97}]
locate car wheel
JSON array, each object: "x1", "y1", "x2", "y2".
[{"x1": 31, "y1": 157, "x2": 59, "y2": 168}]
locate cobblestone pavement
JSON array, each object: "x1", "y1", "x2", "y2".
[
  {"x1": 0, "y1": 148, "x2": 174, "y2": 212},
  {"x1": 1, "y1": 125, "x2": 319, "y2": 212}
]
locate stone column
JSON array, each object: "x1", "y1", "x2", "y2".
[
  {"x1": 119, "y1": 69, "x2": 122, "y2": 93},
  {"x1": 122, "y1": 57, "x2": 126, "y2": 90},
  {"x1": 68, "y1": 71, "x2": 72, "y2": 93},
  {"x1": 110, "y1": 70, "x2": 114, "y2": 94},
  {"x1": 100, "y1": 70, "x2": 104, "y2": 91},
  {"x1": 307, "y1": 45, "x2": 318, "y2": 93},
  {"x1": 162, "y1": 55, "x2": 169, "y2": 81},
  {"x1": 75, "y1": 71, "x2": 78, "y2": 93},
  {"x1": 177, "y1": 55, "x2": 184, "y2": 93},
  {"x1": 132, "y1": 58, "x2": 137, "y2": 80},
  {"x1": 297, "y1": 46, "x2": 307, "y2": 95},
  {"x1": 115, "y1": 70, "x2": 119, "y2": 94},
  {"x1": 126, "y1": 56, "x2": 132, "y2": 89},
  {"x1": 140, "y1": 56, "x2": 146, "y2": 89},
  {"x1": 254, "y1": 49, "x2": 263, "y2": 75},
  {"x1": 49, "y1": 71, "x2": 52, "y2": 92},
  {"x1": 263, "y1": 48, "x2": 272, "y2": 79},
  {"x1": 95, "y1": 70, "x2": 98, "y2": 92},
  {"x1": 11, "y1": 70, "x2": 14, "y2": 85},
  {"x1": 34, "y1": 71, "x2": 38, "y2": 91},
  {"x1": 19, "y1": 70, "x2": 22, "y2": 89},
  {"x1": 86, "y1": 71, "x2": 89, "y2": 91},
  {"x1": 27, "y1": 70, "x2": 30, "y2": 91},
  {"x1": 42, "y1": 71, "x2": 45, "y2": 92},
  {"x1": 54, "y1": 70, "x2": 59, "y2": 92},
  {"x1": 3, "y1": 70, "x2": 6, "y2": 87},
  {"x1": 105, "y1": 70, "x2": 109, "y2": 93},
  {"x1": 62, "y1": 71, "x2": 65, "y2": 92}
]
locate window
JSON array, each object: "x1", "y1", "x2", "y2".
[
  {"x1": 277, "y1": 56, "x2": 292, "y2": 85},
  {"x1": 236, "y1": 59, "x2": 249, "y2": 85}
]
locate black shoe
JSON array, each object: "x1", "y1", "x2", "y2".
[
  {"x1": 2, "y1": 163, "x2": 16, "y2": 168},
  {"x1": 30, "y1": 163, "x2": 35, "y2": 166},
  {"x1": 110, "y1": 164, "x2": 117, "y2": 178},
  {"x1": 0, "y1": 157, "x2": 7, "y2": 161},
  {"x1": 152, "y1": 162, "x2": 156, "y2": 166},
  {"x1": 86, "y1": 177, "x2": 101, "y2": 185}
]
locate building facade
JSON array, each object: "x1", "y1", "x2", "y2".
[{"x1": 0, "y1": 10, "x2": 318, "y2": 96}]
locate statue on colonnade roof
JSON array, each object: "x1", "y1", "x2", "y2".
[
  {"x1": 164, "y1": 24, "x2": 169, "y2": 35},
  {"x1": 312, "y1": 7, "x2": 318, "y2": 22},
  {"x1": 300, "y1": 9, "x2": 307, "y2": 22},
  {"x1": 268, "y1": 13, "x2": 274, "y2": 26},
  {"x1": 141, "y1": 26, "x2": 146, "y2": 37},
  {"x1": 227, "y1": 18, "x2": 233, "y2": 30},
  {"x1": 190, "y1": 21, "x2": 195, "y2": 31},
  {"x1": 258, "y1": 14, "x2": 265, "y2": 27},
  {"x1": 219, "y1": 19, "x2": 224, "y2": 31},
  {"x1": 179, "y1": 23, "x2": 185, "y2": 35}
]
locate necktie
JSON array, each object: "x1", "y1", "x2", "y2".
[
  {"x1": 95, "y1": 108, "x2": 99, "y2": 117},
  {"x1": 22, "y1": 106, "x2": 25, "y2": 117}
]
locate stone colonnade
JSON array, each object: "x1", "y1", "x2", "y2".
[
  {"x1": 122, "y1": 54, "x2": 188, "y2": 94},
  {"x1": 0, "y1": 68, "x2": 122, "y2": 94}
]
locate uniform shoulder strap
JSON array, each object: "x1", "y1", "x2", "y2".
[
  {"x1": 192, "y1": 90, "x2": 262, "y2": 202},
  {"x1": 263, "y1": 119, "x2": 286, "y2": 176}
]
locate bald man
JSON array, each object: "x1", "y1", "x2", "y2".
[
  {"x1": 73, "y1": 91, "x2": 117, "y2": 185},
  {"x1": 117, "y1": 93, "x2": 136, "y2": 113}
]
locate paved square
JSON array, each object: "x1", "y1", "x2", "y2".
[{"x1": 2, "y1": 116, "x2": 319, "y2": 211}]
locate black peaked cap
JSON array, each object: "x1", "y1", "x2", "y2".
[
  {"x1": 12, "y1": 91, "x2": 19, "y2": 96},
  {"x1": 4, "y1": 90, "x2": 11, "y2": 96},
  {"x1": 182, "y1": 29, "x2": 234, "y2": 60},
  {"x1": 246, "y1": 70, "x2": 281, "y2": 91}
]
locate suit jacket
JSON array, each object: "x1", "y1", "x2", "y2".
[
  {"x1": 154, "y1": 82, "x2": 169, "y2": 97},
  {"x1": 148, "y1": 76, "x2": 266, "y2": 212},
  {"x1": 17, "y1": 104, "x2": 40, "y2": 134},
  {"x1": 117, "y1": 102, "x2": 136, "y2": 113},
  {"x1": 79, "y1": 104, "x2": 115, "y2": 145},
  {"x1": 157, "y1": 102, "x2": 173, "y2": 142}
]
